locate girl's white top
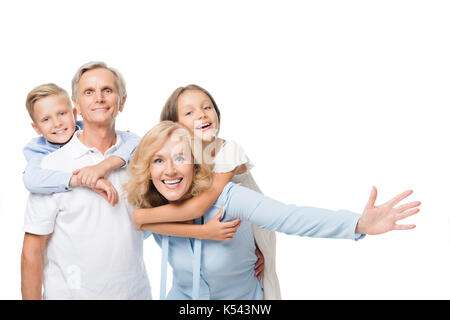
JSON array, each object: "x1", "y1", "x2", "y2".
[{"x1": 213, "y1": 140, "x2": 281, "y2": 300}]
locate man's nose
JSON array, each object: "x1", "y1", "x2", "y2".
[{"x1": 95, "y1": 90, "x2": 104, "y2": 102}]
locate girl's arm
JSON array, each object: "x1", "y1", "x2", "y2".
[
  {"x1": 133, "y1": 171, "x2": 235, "y2": 227},
  {"x1": 139, "y1": 210, "x2": 241, "y2": 241},
  {"x1": 72, "y1": 130, "x2": 140, "y2": 187}
]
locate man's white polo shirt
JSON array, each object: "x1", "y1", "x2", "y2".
[{"x1": 23, "y1": 131, "x2": 151, "y2": 300}]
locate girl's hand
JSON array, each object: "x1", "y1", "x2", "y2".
[
  {"x1": 356, "y1": 187, "x2": 421, "y2": 235},
  {"x1": 91, "y1": 178, "x2": 119, "y2": 207},
  {"x1": 254, "y1": 247, "x2": 265, "y2": 280},
  {"x1": 204, "y1": 209, "x2": 241, "y2": 241}
]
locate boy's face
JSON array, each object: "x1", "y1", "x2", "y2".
[{"x1": 31, "y1": 94, "x2": 77, "y2": 144}]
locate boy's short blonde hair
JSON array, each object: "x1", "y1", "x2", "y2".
[{"x1": 25, "y1": 83, "x2": 71, "y2": 121}]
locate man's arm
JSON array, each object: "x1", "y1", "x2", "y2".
[{"x1": 21, "y1": 233, "x2": 50, "y2": 300}]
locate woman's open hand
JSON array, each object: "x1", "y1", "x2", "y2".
[{"x1": 356, "y1": 187, "x2": 421, "y2": 235}]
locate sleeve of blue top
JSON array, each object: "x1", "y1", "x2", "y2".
[
  {"x1": 114, "y1": 130, "x2": 141, "y2": 167},
  {"x1": 22, "y1": 143, "x2": 72, "y2": 194},
  {"x1": 224, "y1": 184, "x2": 364, "y2": 241}
]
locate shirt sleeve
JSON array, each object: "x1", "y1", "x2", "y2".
[
  {"x1": 114, "y1": 130, "x2": 141, "y2": 167},
  {"x1": 222, "y1": 183, "x2": 364, "y2": 241},
  {"x1": 23, "y1": 142, "x2": 73, "y2": 194},
  {"x1": 213, "y1": 140, "x2": 254, "y2": 173},
  {"x1": 23, "y1": 193, "x2": 60, "y2": 235}
]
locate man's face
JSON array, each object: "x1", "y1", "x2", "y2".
[
  {"x1": 74, "y1": 68, "x2": 125, "y2": 125},
  {"x1": 31, "y1": 94, "x2": 77, "y2": 144}
]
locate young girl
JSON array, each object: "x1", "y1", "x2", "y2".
[
  {"x1": 126, "y1": 121, "x2": 420, "y2": 300},
  {"x1": 132, "y1": 84, "x2": 280, "y2": 299}
]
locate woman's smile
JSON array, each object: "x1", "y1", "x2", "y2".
[{"x1": 150, "y1": 136, "x2": 194, "y2": 202}]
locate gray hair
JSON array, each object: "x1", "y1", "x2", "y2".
[{"x1": 71, "y1": 61, "x2": 127, "y2": 104}]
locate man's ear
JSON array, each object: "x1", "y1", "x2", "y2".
[
  {"x1": 31, "y1": 122, "x2": 41, "y2": 135},
  {"x1": 72, "y1": 107, "x2": 78, "y2": 123},
  {"x1": 72, "y1": 99, "x2": 81, "y2": 117},
  {"x1": 119, "y1": 95, "x2": 127, "y2": 113}
]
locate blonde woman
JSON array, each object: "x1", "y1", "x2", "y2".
[{"x1": 126, "y1": 121, "x2": 420, "y2": 300}]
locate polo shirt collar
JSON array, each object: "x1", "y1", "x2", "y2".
[{"x1": 66, "y1": 130, "x2": 123, "y2": 159}]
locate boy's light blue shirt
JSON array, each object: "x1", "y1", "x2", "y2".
[
  {"x1": 23, "y1": 121, "x2": 141, "y2": 194},
  {"x1": 145, "y1": 182, "x2": 364, "y2": 300}
]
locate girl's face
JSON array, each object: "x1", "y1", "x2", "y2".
[
  {"x1": 177, "y1": 89, "x2": 219, "y2": 143},
  {"x1": 149, "y1": 135, "x2": 194, "y2": 202}
]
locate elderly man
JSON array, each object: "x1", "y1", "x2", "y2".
[{"x1": 20, "y1": 62, "x2": 151, "y2": 299}]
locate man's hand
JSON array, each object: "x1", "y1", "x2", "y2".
[
  {"x1": 92, "y1": 178, "x2": 119, "y2": 207},
  {"x1": 254, "y1": 246, "x2": 265, "y2": 280},
  {"x1": 203, "y1": 209, "x2": 241, "y2": 241},
  {"x1": 356, "y1": 187, "x2": 421, "y2": 235}
]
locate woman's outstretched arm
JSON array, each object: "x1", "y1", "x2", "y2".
[{"x1": 223, "y1": 185, "x2": 420, "y2": 239}]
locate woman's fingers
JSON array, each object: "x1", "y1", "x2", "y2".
[
  {"x1": 365, "y1": 186, "x2": 378, "y2": 209},
  {"x1": 396, "y1": 201, "x2": 421, "y2": 212},
  {"x1": 394, "y1": 224, "x2": 416, "y2": 231},
  {"x1": 396, "y1": 208, "x2": 420, "y2": 221},
  {"x1": 386, "y1": 190, "x2": 413, "y2": 207}
]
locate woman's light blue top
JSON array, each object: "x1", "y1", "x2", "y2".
[{"x1": 145, "y1": 182, "x2": 364, "y2": 300}]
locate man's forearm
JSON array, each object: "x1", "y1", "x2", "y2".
[
  {"x1": 21, "y1": 233, "x2": 48, "y2": 300},
  {"x1": 21, "y1": 253, "x2": 44, "y2": 299}
]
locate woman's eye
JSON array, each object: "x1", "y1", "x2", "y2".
[
  {"x1": 204, "y1": 106, "x2": 212, "y2": 110},
  {"x1": 60, "y1": 112, "x2": 66, "y2": 116},
  {"x1": 153, "y1": 158, "x2": 163, "y2": 164},
  {"x1": 175, "y1": 156, "x2": 185, "y2": 162},
  {"x1": 185, "y1": 111, "x2": 192, "y2": 116},
  {"x1": 42, "y1": 118, "x2": 48, "y2": 122}
]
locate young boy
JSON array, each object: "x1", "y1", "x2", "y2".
[{"x1": 23, "y1": 83, "x2": 140, "y2": 205}]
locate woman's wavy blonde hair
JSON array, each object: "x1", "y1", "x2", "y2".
[{"x1": 124, "y1": 121, "x2": 212, "y2": 208}]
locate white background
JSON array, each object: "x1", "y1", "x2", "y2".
[{"x1": 0, "y1": 0, "x2": 449, "y2": 299}]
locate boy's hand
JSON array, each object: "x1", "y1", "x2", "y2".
[
  {"x1": 73, "y1": 163, "x2": 108, "y2": 188},
  {"x1": 91, "y1": 178, "x2": 119, "y2": 207},
  {"x1": 203, "y1": 209, "x2": 241, "y2": 241}
]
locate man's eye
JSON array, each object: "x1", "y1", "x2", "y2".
[
  {"x1": 60, "y1": 112, "x2": 66, "y2": 116},
  {"x1": 104, "y1": 89, "x2": 112, "y2": 94},
  {"x1": 85, "y1": 90, "x2": 93, "y2": 95},
  {"x1": 42, "y1": 118, "x2": 48, "y2": 122}
]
